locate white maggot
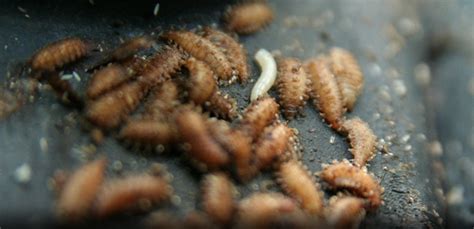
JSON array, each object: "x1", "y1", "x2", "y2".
[{"x1": 250, "y1": 49, "x2": 277, "y2": 101}]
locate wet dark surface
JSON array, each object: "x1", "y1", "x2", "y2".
[{"x1": 0, "y1": 0, "x2": 472, "y2": 228}]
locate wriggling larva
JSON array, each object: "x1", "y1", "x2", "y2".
[
  {"x1": 144, "y1": 81, "x2": 180, "y2": 120},
  {"x1": 109, "y1": 36, "x2": 155, "y2": 62},
  {"x1": 86, "y1": 81, "x2": 145, "y2": 129},
  {"x1": 139, "y1": 45, "x2": 187, "y2": 86},
  {"x1": 206, "y1": 119, "x2": 254, "y2": 181},
  {"x1": 95, "y1": 174, "x2": 173, "y2": 218},
  {"x1": 201, "y1": 173, "x2": 235, "y2": 225},
  {"x1": 162, "y1": 31, "x2": 234, "y2": 80},
  {"x1": 251, "y1": 49, "x2": 277, "y2": 101},
  {"x1": 86, "y1": 47, "x2": 185, "y2": 129},
  {"x1": 175, "y1": 109, "x2": 229, "y2": 169},
  {"x1": 56, "y1": 158, "x2": 107, "y2": 221},
  {"x1": 254, "y1": 123, "x2": 293, "y2": 169},
  {"x1": 277, "y1": 160, "x2": 324, "y2": 216},
  {"x1": 30, "y1": 37, "x2": 89, "y2": 72},
  {"x1": 119, "y1": 120, "x2": 178, "y2": 146},
  {"x1": 320, "y1": 160, "x2": 383, "y2": 209},
  {"x1": 305, "y1": 57, "x2": 345, "y2": 130},
  {"x1": 329, "y1": 47, "x2": 364, "y2": 111},
  {"x1": 120, "y1": 81, "x2": 180, "y2": 146},
  {"x1": 237, "y1": 192, "x2": 298, "y2": 227},
  {"x1": 87, "y1": 64, "x2": 130, "y2": 99},
  {"x1": 276, "y1": 57, "x2": 310, "y2": 119},
  {"x1": 239, "y1": 96, "x2": 279, "y2": 140},
  {"x1": 325, "y1": 196, "x2": 366, "y2": 229},
  {"x1": 342, "y1": 118, "x2": 377, "y2": 167},
  {"x1": 202, "y1": 27, "x2": 249, "y2": 83},
  {"x1": 87, "y1": 56, "x2": 148, "y2": 100},
  {"x1": 205, "y1": 90, "x2": 238, "y2": 120},
  {"x1": 185, "y1": 58, "x2": 216, "y2": 105},
  {"x1": 225, "y1": 1, "x2": 274, "y2": 35}
]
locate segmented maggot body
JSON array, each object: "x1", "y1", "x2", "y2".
[
  {"x1": 325, "y1": 196, "x2": 366, "y2": 229},
  {"x1": 86, "y1": 81, "x2": 145, "y2": 129},
  {"x1": 237, "y1": 192, "x2": 298, "y2": 227},
  {"x1": 56, "y1": 158, "x2": 107, "y2": 221},
  {"x1": 239, "y1": 96, "x2": 279, "y2": 140},
  {"x1": 276, "y1": 57, "x2": 310, "y2": 119},
  {"x1": 95, "y1": 174, "x2": 173, "y2": 218},
  {"x1": 206, "y1": 119, "x2": 254, "y2": 181},
  {"x1": 320, "y1": 160, "x2": 383, "y2": 209},
  {"x1": 205, "y1": 90, "x2": 238, "y2": 121},
  {"x1": 175, "y1": 109, "x2": 230, "y2": 169},
  {"x1": 119, "y1": 120, "x2": 178, "y2": 146},
  {"x1": 109, "y1": 36, "x2": 155, "y2": 62},
  {"x1": 87, "y1": 64, "x2": 130, "y2": 99},
  {"x1": 329, "y1": 47, "x2": 364, "y2": 111},
  {"x1": 254, "y1": 123, "x2": 293, "y2": 169},
  {"x1": 305, "y1": 57, "x2": 344, "y2": 130},
  {"x1": 30, "y1": 37, "x2": 89, "y2": 72},
  {"x1": 143, "y1": 80, "x2": 180, "y2": 120},
  {"x1": 341, "y1": 118, "x2": 377, "y2": 167},
  {"x1": 201, "y1": 173, "x2": 235, "y2": 225},
  {"x1": 185, "y1": 57, "x2": 217, "y2": 105},
  {"x1": 139, "y1": 45, "x2": 187, "y2": 87},
  {"x1": 277, "y1": 160, "x2": 324, "y2": 216},
  {"x1": 162, "y1": 31, "x2": 234, "y2": 81},
  {"x1": 225, "y1": 1, "x2": 274, "y2": 35},
  {"x1": 202, "y1": 27, "x2": 249, "y2": 83}
]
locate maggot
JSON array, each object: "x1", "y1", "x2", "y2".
[
  {"x1": 341, "y1": 117, "x2": 377, "y2": 167},
  {"x1": 328, "y1": 47, "x2": 364, "y2": 111},
  {"x1": 175, "y1": 109, "x2": 230, "y2": 169},
  {"x1": 206, "y1": 119, "x2": 255, "y2": 181},
  {"x1": 86, "y1": 64, "x2": 131, "y2": 99},
  {"x1": 205, "y1": 90, "x2": 238, "y2": 121},
  {"x1": 139, "y1": 45, "x2": 187, "y2": 87},
  {"x1": 201, "y1": 173, "x2": 235, "y2": 225},
  {"x1": 277, "y1": 160, "x2": 324, "y2": 216},
  {"x1": 202, "y1": 27, "x2": 249, "y2": 83},
  {"x1": 30, "y1": 37, "x2": 90, "y2": 72},
  {"x1": 251, "y1": 49, "x2": 277, "y2": 101},
  {"x1": 86, "y1": 81, "x2": 146, "y2": 129},
  {"x1": 224, "y1": 1, "x2": 274, "y2": 35},
  {"x1": 239, "y1": 96, "x2": 279, "y2": 140},
  {"x1": 95, "y1": 173, "x2": 173, "y2": 218},
  {"x1": 184, "y1": 57, "x2": 217, "y2": 105},
  {"x1": 305, "y1": 57, "x2": 345, "y2": 130},
  {"x1": 320, "y1": 160, "x2": 383, "y2": 209},
  {"x1": 276, "y1": 57, "x2": 310, "y2": 119},
  {"x1": 119, "y1": 120, "x2": 178, "y2": 146},
  {"x1": 162, "y1": 30, "x2": 234, "y2": 80},
  {"x1": 56, "y1": 158, "x2": 107, "y2": 221},
  {"x1": 254, "y1": 123, "x2": 293, "y2": 169},
  {"x1": 325, "y1": 196, "x2": 366, "y2": 229},
  {"x1": 236, "y1": 192, "x2": 298, "y2": 227}
]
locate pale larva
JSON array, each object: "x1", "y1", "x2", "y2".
[{"x1": 250, "y1": 49, "x2": 277, "y2": 101}]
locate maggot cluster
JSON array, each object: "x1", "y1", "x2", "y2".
[{"x1": 19, "y1": 0, "x2": 383, "y2": 228}]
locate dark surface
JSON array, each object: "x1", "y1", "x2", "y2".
[{"x1": 0, "y1": 0, "x2": 471, "y2": 228}]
